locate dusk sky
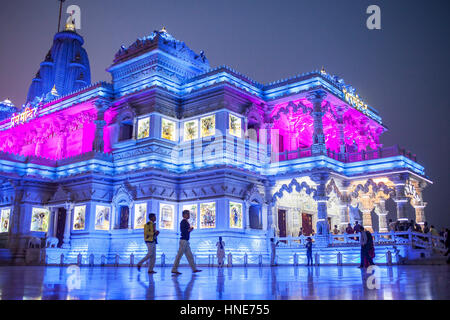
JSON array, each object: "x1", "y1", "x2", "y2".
[{"x1": 0, "y1": 0, "x2": 449, "y2": 227}]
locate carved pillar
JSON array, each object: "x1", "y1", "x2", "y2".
[
  {"x1": 47, "y1": 207, "x2": 58, "y2": 238},
  {"x1": 132, "y1": 117, "x2": 138, "y2": 140},
  {"x1": 265, "y1": 179, "x2": 276, "y2": 238},
  {"x1": 375, "y1": 199, "x2": 389, "y2": 232},
  {"x1": 307, "y1": 90, "x2": 327, "y2": 156},
  {"x1": 264, "y1": 122, "x2": 274, "y2": 161},
  {"x1": 93, "y1": 101, "x2": 109, "y2": 153},
  {"x1": 359, "y1": 194, "x2": 375, "y2": 232},
  {"x1": 392, "y1": 174, "x2": 409, "y2": 221},
  {"x1": 62, "y1": 202, "x2": 74, "y2": 249},
  {"x1": 413, "y1": 202, "x2": 427, "y2": 225},
  {"x1": 244, "y1": 202, "x2": 250, "y2": 230},
  {"x1": 335, "y1": 106, "x2": 348, "y2": 154},
  {"x1": 311, "y1": 172, "x2": 330, "y2": 237},
  {"x1": 339, "y1": 181, "x2": 350, "y2": 229}
]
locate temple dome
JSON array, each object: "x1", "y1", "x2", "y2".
[{"x1": 26, "y1": 30, "x2": 91, "y2": 104}]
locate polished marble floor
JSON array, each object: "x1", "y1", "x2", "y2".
[{"x1": 0, "y1": 265, "x2": 448, "y2": 300}]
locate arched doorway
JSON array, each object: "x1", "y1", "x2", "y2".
[
  {"x1": 119, "y1": 206, "x2": 129, "y2": 229},
  {"x1": 272, "y1": 178, "x2": 318, "y2": 237},
  {"x1": 249, "y1": 204, "x2": 262, "y2": 229}
]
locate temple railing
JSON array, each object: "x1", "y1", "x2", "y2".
[
  {"x1": 274, "y1": 144, "x2": 417, "y2": 163},
  {"x1": 275, "y1": 230, "x2": 446, "y2": 253}
]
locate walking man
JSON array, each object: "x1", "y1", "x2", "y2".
[
  {"x1": 137, "y1": 213, "x2": 159, "y2": 274},
  {"x1": 171, "y1": 210, "x2": 202, "y2": 275}
]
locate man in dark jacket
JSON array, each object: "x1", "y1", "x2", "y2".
[{"x1": 171, "y1": 210, "x2": 202, "y2": 275}]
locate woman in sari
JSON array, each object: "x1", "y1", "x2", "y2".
[{"x1": 216, "y1": 237, "x2": 225, "y2": 267}]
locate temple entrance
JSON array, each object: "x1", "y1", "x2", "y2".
[
  {"x1": 278, "y1": 209, "x2": 287, "y2": 242},
  {"x1": 119, "y1": 206, "x2": 129, "y2": 229},
  {"x1": 249, "y1": 204, "x2": 261, "y2": 229},
  {"x1": 302, "y1": 213, "x2": 313, "y2": 236},
  {"x1": 55, "y1": 208, "x2": 67, "y2": 248}
]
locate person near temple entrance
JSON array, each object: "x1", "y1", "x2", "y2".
[
  {"x1": 423, "y1": 222, "x2": 430, "y2": 234},
  {"x1": 415, "y1": 223, "x2": 422, "y2": 232},
  {"x1": 171, "y1": 210, "x2": 202, "y2": 275},
  {"x1": 298, "y1": 227, "x2": 304, "y2": 237},
  {"x1": 137, "y1": 213, "x2": 159, "y2": 274},
  {"x1": 388, "y1": 219, "x2": 396, "y2": 231},
  {"x1": 430, "y1": 225, "x2": 439, "y2": 247},
  {"x1": 444, "y1": 229, "x2": 450, "y2": 264},
  {"x1": 359, "y1": 227, "x2": 375, "y2": 268},
  {"x1": 354, "y1": 221, "x2": 362, "y2": 233},
  {"x1": 306, "y1": 237, "x2": 313, "y2": 266},
  {"x1": 270, "y1": 238, "x2": 280, "y2": 266},
  {"x1": 346, "y1": 223, "x2": 354, "y2": 234},
  {"x1": 216, "y1": 236, "x2": 225, "y2": 267},
  {"x1": 333, "y1": 225, "x2": 340, "y2": 235}
]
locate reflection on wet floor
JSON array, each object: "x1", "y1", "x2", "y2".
[{"x1": 0, "y1": 265, "x2": 448, "y2": 300}]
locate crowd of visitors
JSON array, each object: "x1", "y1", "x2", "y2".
[{"x1": 135, "y1": 210, "x2": 450, "y2": 272}]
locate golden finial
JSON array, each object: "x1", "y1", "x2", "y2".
[
  {"x1": 51, "y1": 85, "x2": 59, "y2": 96},
  {"x1": 320, "y1": 66, "x2": 326, "y2": 75},
  {"x1": 160, "y1": 26, "x2": 167, "y2": 33},
  {"x1": 65, "y1": 21, "x2": 76, "y2": 31}
]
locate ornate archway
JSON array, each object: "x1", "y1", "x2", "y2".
[
  {"x1": 111, "y1": 183, "x2": 135, "y2": 229},
  {"x1": 272, "y1": 178, "x2": 318, "y2": 237},
  {"x1": 244, "y1": 184, "x2": 266, "y2": 230},
  {"x1": 349, "y1": 178, "x2": 395, "y2": 232}
]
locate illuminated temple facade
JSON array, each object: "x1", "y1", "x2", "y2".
[{"x1": 0, "y1": 27, "x2": 431, "y2": 265}]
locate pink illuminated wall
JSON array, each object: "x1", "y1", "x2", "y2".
[
  {"x1": 270, "y1": 98, "x2": 384, "y2": 153},
  {"x1": 0, "y1": 102, "x2": 99, "y2": 160}
]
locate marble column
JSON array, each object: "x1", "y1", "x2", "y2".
[
  {"x1": 359, "y1": 194, "x2": 375, "y2": 232},
  {"x1": 244, "y1": 202, "x2": 250, "y2": 230},
  {"x1": 47, "y1": 207, "x2": 58, "y2": 238},
  {"x1": 264, "y1": 123, "x2": 273, "y2": 162},
  {"x1": 339, "y1": 204, "x2": 349, "y2": 228},
  {"x1": 311, "y1": 172, "x2": 330, "y2": 238},
  {"x1": 338, "y1": 181, "x2": 350, "y2": 230},
  {"x1": 264, "y1": 180, "x2": 276, "y2": 238},
  {"x1": 62, "y1": 203, "x2": 74, "y2": 249},
  {"x1": 93, "y1": 100, "x2": 110, "y2": 153},
  {"x1": 307, "y1": 90, "x2": 327, "y2": 156},
  {"x1": 93, "y1": 120, "x2": 106, "y2": 152},
  {"x1": 413, "y1": 202, "x2": 427, "y2": 225},
  {"x1": 392, "y1": 174, "x2": 409, "y2": 221},
  {"x1": 375, "y1": 199, "x2": 389, "y2": 232}
]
